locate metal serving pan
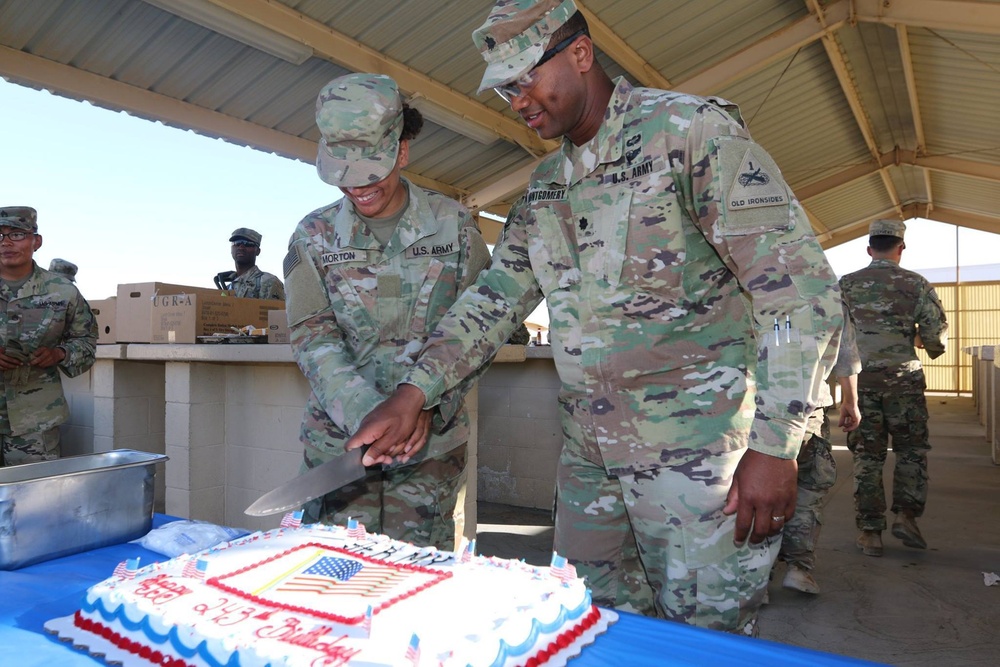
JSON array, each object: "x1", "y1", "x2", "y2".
[{"x1": 0, "y1": 449, "x2": 168, "y2": 569}]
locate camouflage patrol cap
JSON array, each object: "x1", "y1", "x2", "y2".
[
  {"x1": 315, "y1": 74, "x2": 404, "y2": 188},
  {"x1": 869, "y1": 219, "x2": 906, "y2": 239},
  {"x1": 472, "y1": 0, "x2": 578, "y2": 94},
  {"x1": 229, "y1": 227, "x2": 262, "y2": 245},
  {"x1": 48, "y1": 258, "x2": 78, "y2": 282},
  {"x1": 0, "y1": 206, "x2": 38, "y2": 232}
]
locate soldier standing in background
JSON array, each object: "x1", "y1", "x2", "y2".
[
  {"x1": 345, "y1": 0, "x2": 843, "y2": 636},
  {"x1": 48, "y1": 258, "x2": 78, "y2": 283},
  {"x1": 214, "y1": 227, "x2": 285, "y2": 300},
  {"x1": 283, "y1": 74, "x2": 491, "y2": 549},
  {"x1": 839, "y1": 219, "x2": 948, "y2": 556},
  {"x1": 0, "y1": 207, "x2": 97, "y2": 466},
  {"x1": 778, "y1": 302, "x2": 861, "y2": 595}
]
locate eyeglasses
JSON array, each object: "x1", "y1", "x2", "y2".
[
  {"x1": 0, "y1": 231, "x2": 33, "y2": 242},
  {"x1": 231, "y1": 240, "x2": 258, "y2": 248},
  {"x1": 494, "y1": 30, "x2": 587, "y2": 103}
]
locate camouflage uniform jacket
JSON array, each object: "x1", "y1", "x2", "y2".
[
  {"x1": 230, "y1": 265, "x2": 285, "y2": 300},
  {"x1": 404, "y1": 78, "x2": 843, "y2": 474},
  {"x1": 839, "y1": 259, "x2": 947, "y2": 393},
  {"x1": 0, "y1": 262, "x2": 97, "y2": 435},
  {"x1": 285, "y1": 179, "x2": 490, "y2": 464}
]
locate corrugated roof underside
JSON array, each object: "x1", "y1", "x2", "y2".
[
  {"x1": 590, "y1": 0, "x2": 810, "y2": 84},
  {"x1": 718, "y1": 42, "x2": 871, "y2": 191},
  {"x1": 806, "y1": 172, "x2": 893, "y2": 225},
  {"x1": 911, "y1": 27, "x2": 1000, "y2": 163},
  {"x1": 932, "y1": 172, "x2": 1000, "y2": 217}
]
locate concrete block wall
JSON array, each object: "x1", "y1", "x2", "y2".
[
  {"x1": 477, "y1": 355, "x2": 562, "y2": 510},
  {"x1": 91, "y1": 355, "x2": 167, "y2": 512},
  {"x1": 224, "y1": 364, "x2": 311, "y2": 532},
  {"x1": 224, "y1": 365, "x2": 479, "y2": 543},
  {"x1": 164, "y1": 362, "x2": 226, "y2": 525},
  {"x1": 56, "y1": 345, "x2": 546, "y2": 537},
  {"x1": 60, "y1": 369, "x2": 95, "y2": 458}
]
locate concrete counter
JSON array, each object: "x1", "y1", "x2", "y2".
[{"x1": 62, "y1": 343, "x2": 561, "y2": 537}]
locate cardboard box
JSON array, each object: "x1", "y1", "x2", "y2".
[
  {"x1": 267, "y1": 308, "x2": 289, "y2": 344},
  {"x1": 116, "y1": 282, "x2": 221, "y2": 343},
  {"x1": 150, "y1": 294, "x2": 285, "y2": 344},
  {"x1": 89, "y1": 297, "x2": 117, "y2": 344}
]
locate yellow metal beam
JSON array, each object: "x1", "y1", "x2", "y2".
[
  {"x1": 854, "y1": 0, "x2": 1000, "y2": 36},
  {"x1": 204, "y1": 0, "x2": 558, "y2": 158},
  {"x1": 576, "y1": 1, "x2": 672, "y2": 89}
]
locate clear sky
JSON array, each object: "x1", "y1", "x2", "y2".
[{"x1": 2, "y1": 78, "x2": 999, "y2": 303}]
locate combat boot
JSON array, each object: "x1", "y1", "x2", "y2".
[
  {"x1": 856, "y1": 530, "x2": 883, "y2": 557},
  {"x1": 892, "y1": 510, "x2": 927, "y2": 549},
  {"x1": 782, "y1": 565, "x2": 820, "y2": 594}
]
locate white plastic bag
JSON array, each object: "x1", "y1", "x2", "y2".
[{"x1": 130, "y1": 520, "x2": 249, "y2": 557}]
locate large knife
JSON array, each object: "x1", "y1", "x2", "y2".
[{"x1": 244, "y1": 447, "x2": 368, "y2": 516}]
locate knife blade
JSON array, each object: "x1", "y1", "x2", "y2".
[{"x1": 244, "y1": 446, "x2": 368, "y2": 517}]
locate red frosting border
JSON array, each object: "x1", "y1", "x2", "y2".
[
  {"x1": 72, "y1": 604, "x2": 605, "y2": 667},
  {"x1": 73, "y1": 611, "x2": 193, "y2": 667},
  {"x1": 525, "y1": 605, "x2": 604, "y2": 667}
]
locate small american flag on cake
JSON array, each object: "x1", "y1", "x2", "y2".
[
  {"x1": 280, "y1": 510, "x2": 304, "y2": 528},
  {"x1": 112, "y1": 557, "x2": 140, "y2": 580},
  {"x1": 404, "y1": 633, "x2": 421, "y2": 665},
  {"x1": 346, "y1": 517, "x2": 366, "y2": 539},
  {"x1": 181, "y1": 557, "x2": 208, "y2": 579},
  {"x1": 550, "y1": 553, "x2": 577, "y2": 584}
]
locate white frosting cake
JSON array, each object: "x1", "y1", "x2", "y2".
[{"x1": 46, "y1": 522, "x2": 615, "y2": 666}]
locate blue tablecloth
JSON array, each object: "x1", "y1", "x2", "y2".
[{"x1": 0, "y1": 515, "x2": 879, "y2": 666}]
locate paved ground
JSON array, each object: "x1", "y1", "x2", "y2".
[{"x1": 475, "y1": 396, "x2": 1000, "y2": 666}]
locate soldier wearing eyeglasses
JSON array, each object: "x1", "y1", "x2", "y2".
[
  {"x1": 345, "y1": 0, "x2": 843, "y2": 636},
  {"x1": 0, "y1": 206, "x2": 97, "y2": 466},
  {"x1": 214, "y1": 227, "x2": 285, "y2": 300}
]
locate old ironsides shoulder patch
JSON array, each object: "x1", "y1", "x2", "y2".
[
  {"x1": 726, "y1": 145, "x2": 788, "y2": 211},
  {"x1": 719, "y1": 138, "x2": 792, "y2": 235}
]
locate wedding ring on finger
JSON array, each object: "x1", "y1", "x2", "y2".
[{"x1": 772, "y1": 516, "x2": 785, "y2": 522}]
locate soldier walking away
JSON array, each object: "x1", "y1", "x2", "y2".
[
  {"x1": 779, "y1": 302, "x2": 861, "y2": 595},
  {"x1": 214, "y1": 227, "x2": 285, "y2": 300},
  {"x1": 839, "y1": 219, "x2": 948, "y2": 556},
  {"x1": 0, "y1": 207, "x2": 97, "y2": 466}
]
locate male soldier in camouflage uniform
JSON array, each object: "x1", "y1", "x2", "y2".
[
  {"x1": 214, "y1": 228, "x2": 285, "y2": 300},
  {"x1": 0, "y1": 207, "x2": 97, "y2": 466},
  {"x1": 839, "y1": 219, "x2": 948, "y2": 556},
  {"x1": 283, "y1": 74, "x2": 491, "y2": 549},
  {"x1": 48, "y1": 258, "x2": 78, "y2": 283},
  {"x1": 345, "y1": 0, "x2": 843, "y2": 636},
  {"x1": 779, "y1": 302, "x2": 861, "y2": 594}
]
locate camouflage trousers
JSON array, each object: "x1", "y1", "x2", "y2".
[
  {"x1": 847, "y1": 390, "x2": 930, "y2": 531},
  {"x1": 778, "y1": 410, "x2": 836, "y2": 570},
  {"x1": 301, "y1": 444, "x2": 467, "y2": 551},
  {"x1": 554, "y1": 444, "x2": 778, "y2": 636},
  {"x1": 0, "y1": 426, "x2": 60, "y2": 466}
]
